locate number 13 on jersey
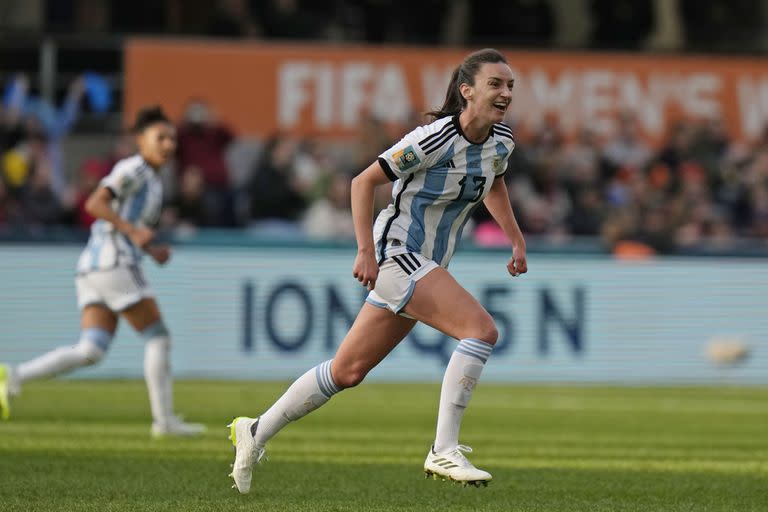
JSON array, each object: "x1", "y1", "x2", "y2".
[{"x1": 454, "y1": 175, "x2": 487, "y2": 203}]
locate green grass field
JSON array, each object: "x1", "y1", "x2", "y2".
[{"x1": 1, "y1": 381, "x2": 766, "y2": 512}]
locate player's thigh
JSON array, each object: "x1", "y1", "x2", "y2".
[
  {"x1": 332, "y1": 303, "x2": 416, "y2": 388},
  {"x1": 80, "y1": 304, "x2": 118, "y2": 333},
  {"x1": 402, "y1": 267, "x2": 497, "y2": 344},
  {"x1": 121, "y1": 297, "x2": 163, "y2": 332}
]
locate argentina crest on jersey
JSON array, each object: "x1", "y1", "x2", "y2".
[{"x1": 492, "y1": 155, "x2": 504, "y2": 173}]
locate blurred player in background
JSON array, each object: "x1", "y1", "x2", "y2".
[
  {"x1": 228, "y1": 48, "x2": 526, "y2": 492},
  {"x1": 0, "y1": 106, "x2": 205, "y2": 438}
]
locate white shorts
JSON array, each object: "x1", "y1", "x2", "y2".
[
  {"x1": 366, "y1": 252, "x2": 439, "y2": 317},
  {"x1": 75, "y1": 265, "x2": 154, "y2": 312}
]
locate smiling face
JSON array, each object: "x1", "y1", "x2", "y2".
[{"x1": 460, "y1": 62, "x2": 515, "y2": 125}]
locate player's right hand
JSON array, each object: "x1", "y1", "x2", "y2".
[
  {"x1": 128, "y1": 226, "x2": 155, "y2": 248},
  {"x1": 352, "y1": 249, "x2": 379, "y2": 291},
  {"x1": 148, "y1": 244, "x2": 172, "y2": 265}
]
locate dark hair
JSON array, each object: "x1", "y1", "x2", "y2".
[
  {"x1": 426, "y1": 48, "x2": 508, "y2": 120},
  {"x1": 132, "y1": 105, "x2": 171, "y2": 133}
]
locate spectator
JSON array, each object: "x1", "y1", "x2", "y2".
[
  {"x1": 747, "y1": 184, "x2": 768, "y2": 238},
  {"x1": 0, "y1": 102, "x2": 24, "y2": 154},
  {"x1": 1, "y1": 145, "x2": 30, "y2": 199},
  {"x1": 0, "y1": 179, "x2": 9, "y2": 228},
  {"x1": 292, "y1": 139, "x2": 333, "y2": 200},
  {"x1": 301, "y1": 172, "x2": 355, "y2": 240},
  {"x1": 165, "y1": 165, "x2": 214, "y2": 231},
  {"x1": 567, "y1": 186, "x2": 606, "y2": 236},
  {"x1": 655, "y1": 121, "x2": 695, "y2": 176},
  {"x1": 348, "y1": 114, "x2": 393, "y2": 214},
  {"x1": 2, "y1": 74, "x2": 86, "y2": 203},
  {"x1": 527, "y1": 113, "x2": 566, "y2": 170},
  {"x1": 603, "y1": 111, "x2": 652, "y2": 173},
  {"x1": 560, "y1": 128, "x2": 604, "y2": 185},
  {"x1": 512, "y1": 159, "x2": 571, "y2": 236},
  {"x1": 21, "y1": 167, "x2": 62, "y2": 228},
  {"x1": 73, "y1": 158, "x2": 110, "y2": 229},
  {"x1": 248, "y1": 134, "x2": 307, "y2": 234},
  {"x1": 175, "y1": 100, "x2": 236, "y2": 226}
]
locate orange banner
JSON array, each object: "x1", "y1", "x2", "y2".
[{"x1": 125, "y1": 39, "x2": 768, "y2": 143}]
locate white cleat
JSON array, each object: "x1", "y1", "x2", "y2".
[
  {"x1": 151, "y1": 415, "x2": 207, "y2": 438},
  {"x1": 228, "y1": 416, "x2": 265, "y2": 494},
  {"x1": 424, "y1": 444, "x2": 492, "y2": 486}
]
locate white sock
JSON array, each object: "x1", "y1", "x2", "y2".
[
  {"x1": 144, "y1": 335, "x2": 173, "y2": 425},
  {"x1": 253, "y1": 359, "x2": 340, "y2": 449},
  {"x1": 15, "y1": 328, "x2": 111, "y2": 386},
  {"x1": 433, "y1": 338, "x2": 494, "y2": 454}
]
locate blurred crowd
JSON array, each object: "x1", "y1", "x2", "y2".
[
  {"x1": 1, "y1": 72, "x2": 767, "y2": 255},
  {"x1": 15, "y1": 0, "x2": 760, "y2": 53},
  {"x1": 495, "y1": 113, "x2": 768, "y2": 255},
  {"x1": 0, "y1": 74, "x2": 85, "y2": 229}
]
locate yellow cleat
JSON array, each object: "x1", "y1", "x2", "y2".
[
  {"x1": 228, "y1": 416, "x2": 265, "y2": 494},
  {"x1": 0, "y1": 365, "x2": 12, "y2": 421}
]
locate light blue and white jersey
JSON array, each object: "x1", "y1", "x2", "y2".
[
  {"x1": 76, "y1": 154, "x2": 164, "y2": 273},
  {"x1": 373, "y1": 115, "x2": 515, "y2": 267}
]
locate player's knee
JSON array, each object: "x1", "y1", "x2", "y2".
[
  {"x1": 468, "y1": 314, "x2": 498, "y2": 345},
  {"x1": 77, "y1": 328, "x2": 112, "y2": 365},
  {"x1": 332, "y1": 364, "x2": 368, "y2": 389},
  {"x1": 476, "y1": 320, "x2": 498, "y2": 345}
]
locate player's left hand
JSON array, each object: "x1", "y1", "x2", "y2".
[
  {"x1": 148, "y1": 244, "x2": 172, "y2": 265},
  {"x1": 507, "y1": 246, "x2": 527, "y2": 277}
]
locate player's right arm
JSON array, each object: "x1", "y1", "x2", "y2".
[
  {"x1": 351, "y1": 120, "x2": 451, "y2": 289},
  {"x1": 84, "y1": 187, "x2": 155, "y2": 248},
  {"x1": 350, "y1": 161, "x2": 393, "y2": 291}
]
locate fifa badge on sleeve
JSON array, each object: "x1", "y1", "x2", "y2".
[{"x1": 393, "y1": 146, "x2": 421, "y2": 171}]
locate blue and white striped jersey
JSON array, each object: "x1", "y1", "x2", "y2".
[
  {"x1": 374, "y1": 115, "x2": 515, "y2": 267},
  {"x1": 76, "y1": 154, "x2": 164, "y2": 273}
]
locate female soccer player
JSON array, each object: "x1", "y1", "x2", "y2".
[
  {"x1": 0, "y1": 106, "x2": 205, "y2": 438},
  {"x1": 228, "y1": 48, "x2": 526, "y2": 492}
]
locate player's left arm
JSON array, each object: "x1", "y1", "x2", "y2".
[{"x1": 483, "y1": 177, "x2": 527, "y2": 277}]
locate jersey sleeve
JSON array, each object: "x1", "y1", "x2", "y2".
[
  {"x1": 377, "y1": 120, "x2": 452, "y2": 181},
  {"x1": 100, "y1": 161, "x2": 143, "y2": 199}
]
